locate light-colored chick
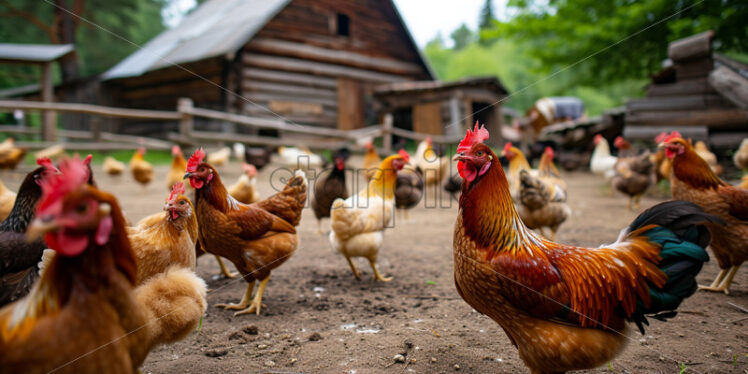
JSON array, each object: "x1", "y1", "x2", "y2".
[
  {"x1": 33, "y1": 144, "x2": 65, "y2": 161},
  {"x1": 103, "y1": 156, "x2": 125, "y2": 175},
  {"x1": 0, "y1": 179, "x2": 17, "y2": 222},
  {"x1": 207, "y1": 146, "x2": 231, "y2": 167},
  {"x1": 130, "y1": 147, "x2": 154, "y2": 187},
  {"x1": 693, "y1": 141, "x2": 722, "y2": 176},
  {"x1": 228, "y1": 163, "x2": 261, "y2": 204},
  {"x1": 734, "y1": 138, "x2": 748, "y2": 170}
]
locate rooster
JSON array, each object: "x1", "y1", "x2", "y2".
[
  {"x1": 329, "y1": 151, "x2": 408, "y2": 282},
  {"x1": 612, "y1": 151, "x2": 656, "y2": 211},
  {"x1": 662, "y1": 132, "x2": 748, "y2": 294},
  {"x1": 590, "y1": 134, "x2": 618, "y2": 186},
  {"x1": 0, "y1": 156, "x2": 206, "y2": 372},
  {"x1": 0, "y1": 159, "x2": 58, "y2": 306},
  {"x1": 130, "y1": 147, "x2": 154, "y2": 187},
  {"x1": 185, "y1": 149, "x2": 307, "y2": 316},
  {"x1": 452, "y1": 124, "x2": 720, "y2": 374}
]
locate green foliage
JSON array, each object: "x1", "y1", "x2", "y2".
[
  {"x1": 450, "y1": 24, "x2": 475, "y2": 51},
  {"x1": 479, "y1": 0, "x2": 495, "y2": 30},
  {"x1": 487, "y1": 0, "x2": 748, "y2": 84}
]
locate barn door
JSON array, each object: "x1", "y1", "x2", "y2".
[
  {"x1": 413, "y1": 102, "x2": 443, "y2": 135},
  {"x1": 337, "y1": 78, "x2": 364, "y2": 130}
]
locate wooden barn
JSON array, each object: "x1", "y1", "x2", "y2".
[
  {"x1": 624, "y1": 30, "x2": 748, "y2": 147},
  {"x1": 102, "y1": 0, "x2": 434, "y2": 136}
]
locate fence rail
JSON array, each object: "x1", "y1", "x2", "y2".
[{"x1": 0, "y1": 98, "x2": 470, "y2": 153}]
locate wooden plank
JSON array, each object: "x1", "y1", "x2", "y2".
[
  {"x1": 668, "y1": 30, "x2": 714, "y2": 62},
  {"x1": 243, "y1": 54, "x2": 409, "y2": 83},
  {"x1": 708, "y1": 65, "x2": 748, "y2": 109},
  {"x1": 626, "y1": 95, "x2": 728, "y2": 112},
  {"x1": 15, "y1": 141, "x2": 170, "y2": 151},
  {"x1": 337, "y1": 78, "x2": 363, "y2": 130},
  {"x1": 675, "y1": 58, "x2": 713, "y2": 80},
  {"x1": 242, "y1": 81, "x2": 336, "y2": 99},
  {"x1": 646, "y1": 78, "x2": 713, "y2": 97},
  {"x1": 626, "y1": 108, "x2": 748, "y2": 127},
  {"x1": 243, "y1": 68, "x2": 338, "y2": 88},
  {"x1": 246, "y1": 38, "x2": 425, "y2": 75},
  {"x1": 0, "y1": 100, "x2": 181, "y2": 120},
  {"x1": 41, "y1": 62, "x2": 56, "y2": 141},
  {"x1": 243, "y1": 92, "x2": 337, "y2": 107},
  {"x1": 412, "y1": 101, "x2": 442, "y2": 135},
  {"x1": 182, "y1": 130, "x2": 350, "y2": 150},
  {"x1": 623, "y1": 126, "x2": 708, "y2": 142}
]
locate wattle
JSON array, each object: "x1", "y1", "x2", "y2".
[
  {"x1": 458, "y1": 161, "x2": 477, "y2": 182},
  {"x1": 171, "y1": 209, "x2": 179, "y2": 220},
  {"x1": 189, "y1": 178, "x2": 204, "y2": 189},
  {"x1": 47, "y1": 231, "x2": 89, "y2": 257}
]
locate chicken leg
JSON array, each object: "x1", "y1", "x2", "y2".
[
  {"x1": 699, "y1": 266, "x2": 740, "y2": 295},
  {"x1": 345, "y1": 255, "x2": 361, "y2": 279},
  {"x1": 215, "y1": 256, "x2": 238, "y2": 278},
  {"x1": 216, "y1": 280, "x2": 254, "y2": 311},
  {"x1": 368, "y1": 258, "x2": 392, "y2": 282},
  {"x1": 234, "y1": 276, "x2": 270, "y2": 316}
]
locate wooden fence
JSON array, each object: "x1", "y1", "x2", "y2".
[{"x1": 0, "y1": 98, "x2": 465, "y2": 152}]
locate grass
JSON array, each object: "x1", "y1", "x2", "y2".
[{"x1": 22, "y1": 149, "x2": 174, "y2": 166}]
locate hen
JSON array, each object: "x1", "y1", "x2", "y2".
[
  {"x1": 613, "y1": 150, "x2": 655, "y2": 211},
  {"x1": 0, "y1": 157, "x2": 206, "y2": 373},
  {"x1": 734, "y1": 138, "x2": 748, "y2": 171},
  {"x1": 207, "y1": 146, "x2": 231, "y2": 167},
  {"x1": 0, "y1": 159, "x2": 58, "y2": 307},
  {"x1": 278, "y1": 146, "x2": 323, "y2": 171},
  {"x1": 501, "y1": 142, "x2": 535, "y2": 201},
  {"x1": 312, "y1": 148, "x2": 350, "y2": 234},
  {"x1": 0, "y1": 179, "x2": 16, "y2": 221},
  {"x1": 693, "y1": 140, "x2": 723, "y2": 176},
  {"x1": 244, "y1": 146, "x2": 273, "y2": 171},
  {"x1": 0, "y1": 138, "x2": 27, "y2": 170},
  {"x1": 395, "y1": 164, "x2": 423, "y2": 222},
  {"x1": 517, "y1": 147, "x2": 570, "y2": 240},
  {"x1": 167, "y1": 145, "x2": 188, "y2": 191},
  {"x1": 329, "y1": 151, "x2": 408, "y2": 281},
  {"x1": 103, "y1": 156, "x2": 125, "y2": 176},
  {"x1": 663, "y1": 133, "x2": 748, "y2": 294},
  {"x1": 186, "y1": 149, "x2": 307, "y2": 316},
  {"x1": 228, "y1": 163, "x2": 261, "y2": 205},
  {"x1": 362, "y1": 141, "x2": 381, "y2": 182},
  {"x1": 590, "y1": 134, "x2": 618, "y2": 185},
  {"x1": 130, "y1": 147, "x2": 154, "y2": 187},
  {"x1": 413, "y1": 137, "x2": 448, "y2": 186},
  {"x1": 453, "y1": 124, "x2": 720, "y2": 374}
]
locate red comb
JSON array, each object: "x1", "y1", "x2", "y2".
[
  {"x1": 398, "y1": 149, "x2": 410, "y2": 163},
  {"x1": 36, "y1": 157, "x2": 56, "y2": 171},
  {"x1": 544, "y1": 146, "x2": 555, "y2": 159},
  {"x1": 37, "y1": 156, "x2": 89, "y2": 217},
  {"x1": 663, "y1": 131, "x2": 682, "y2": 143},
  {"x1": 172, "y1": 145, "x2": 182, "y2": 156},
  {"x1": 186, "y1": 148, "x2": 205, "y2": 172},
  {"x1": 503, "y1": 142, "x2": 513, "y2": 154},
  {"x1": 655, "y1": 132, "x2": 668, "y2": 143},
  {"x1": 457, "y1": 121, "x2": 489, "y2": 153},
  {"x1": 138, "y1": 147, "x2": 146, "y2": 155},
  {"x1": 168, "y1": 181, "x2": 185, "y2": 202},
  {"x1": 83, "y1": 154, "x2": 92, "y2": 165}
]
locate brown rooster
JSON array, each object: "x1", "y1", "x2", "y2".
[
  {"x1": 453, "y1": 124, "x2": 719, "y2": 374},
  {"x1": 0, "y1": 156, "x2": 206, "y2": 372},
  {"x1": 185, "y1": 149, "x2": 307, "y2": 316},
  {"x1": 663, "y1": 132, "x2": 748, "y2": 294}
]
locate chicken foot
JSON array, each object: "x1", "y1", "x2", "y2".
[
  {"x1": 368, "y1": 258, "x2": 392, "y2": 282},
  {"x1": 345, "y1": 256, "x2": 361, "y2": 279},
  {"x1": 699, "y1": 266, "x2": 740, "y2": 295},
  {"x1": 215, "y1": 256, "x2": 238, "y2": 278},
  {"x1": 234, "y1": 276, "x2": 270, "y2": 316}
]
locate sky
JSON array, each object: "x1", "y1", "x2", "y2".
[{"x1": 165, "y1": 0, "x2": 507, "y2": 48}]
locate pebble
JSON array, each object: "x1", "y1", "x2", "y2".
[
  {"x1": 309, "y1": 332, "x2": 323, "y2": 341},
  {"x1": 264, "y1": 360, "x2": 275, "y2": 367},
  {"x1": 431, "y1": 357, "x2": 437, "y2": 363},
  {"x1": 204, "y1": 348, "x2": 228, "y2": 357},
  {"x1": 257, "y1": 344, "x2": 268, "y2": 349},
  {"x1": 454, "y1": 364, "x2": 460, "y2": 370},
  {"x1": 243, "y1": 325, "x2": 259, "y2": 335},
  {"x1": 394, "y1": 354, "x2": 406, "y2": 363},
  {"x1": 290, "y1": 358, "x2": 298, "y2": 364}
]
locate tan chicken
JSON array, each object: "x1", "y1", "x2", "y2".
[
  {"x1": 167, "y1": 145, "x2": 188, "y2": 190},
  {"x1": 362, "y1": 141, "x2": 381, "y2": 182},
  {"x1": 0, "y1": 138, "x2": 27, "y2": 170},
  {"x1": 693, "y1": 141, "x2": 723, "y2": 176},
  {"x1": 739, "y1": 174, "x2": 748, "y2": 190},
  {"x1": 733, "y1": 138, "x2": 748, "y2": 170},
  {"x1": 207, "y1": 146, "x2": 231, "y2": 167},
  {"x1": 0, "y1": 179, "x2": 16, "y2": 222},
  {"x1": 33, "y1": 144, "x2": 64, "y2": 161},
  {"x1": 413, "y1": 137, "x2": 448, "y2": 186},
  {"x1": 130, "y1": 147, "x2": 154, "y2": 187},
  {"x1": 329, "y1": 151, "x2": 408, "y2": 281},
  {"x1": 103, "y1": 156, "x2": 125, "y2": 176},
  {"x1": 228, "y1": 163, "x2": 261, "y2": 204},
  {"x1": 501, "y1": 142, "x2": 536, "y2": 201},
  {"x1": 517, "y1": 147, "x2": 570, "y2": 240}
]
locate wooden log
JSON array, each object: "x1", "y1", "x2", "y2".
[
  {"x1": 243, "y1": 54, "x2": 409, "y2": 83},
  {"x1": 623, "y1": 126, "x2": 708, "y2": 142},
  {"x1": 675, "y1": 58, "x2": 713, "y2": 80},
  {"x1": 626, "y1": 95, "x2": 729, "y2": 112},
  {"x1": 626, "y1": 108, "x2": 748, "y2": 127},
  {"x1": 668, "y1": 30, "x2": 714, "y2": 62},
  {"x1": 41, "y1": 62, "x2": 56, "y2": 142},
  {"x1": 242, "y1": 81, "x2": 337, "y2": 99},
  {"x1": 708, "y1": 65, "x2": 748, "y2": 109},
  {"x1": 243, "y1": 68, "x2": 338, "y2": 88},
  {"x1": 0, "y1": 100, "x2": 181, "y2": 120},
  {"x1": 646, "y1": 78, "x2": 713, "y2": 97}
]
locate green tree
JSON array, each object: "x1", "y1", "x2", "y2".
[
  {"x1": 450, "y1": 23, "x2": 474, "y2": 51},
  {"x1": 487, "y1": 0, "x2": 748, "y2": 85},
  {"x1": 479, "y1": 0, "x2": 495, "y2": 30}
]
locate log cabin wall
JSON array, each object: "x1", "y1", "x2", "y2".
[{"x1": 240, "y1": 0, "x2": 432, "y2": 130}]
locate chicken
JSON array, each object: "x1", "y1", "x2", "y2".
[
  {"x1": 278, "y1": 146, "x2": 324, "y2": 171},
  {"x1": 311, "y1": 148, "x2": 350, "y2": 233},
  {"x1": 167, "y1": 145, "x2": 188, "y2": 190},
  {"x1": 233, "y1": 142, "x2": 245, "y2": 161},
  {"x1": 0, "y1": 138, "x2": 27, "y2": 170},
  {"x1": 651, "y1": 132, "x2": 672, "y2": 182},
  {"x1": 0, "y1": 179, "x2": 16, "y2": 222},
  {"x1": 452, "y1": 123, "x2": 720, "y2": 374},
  {"x1": 130, "y1": 147, "x2": 154, "y2": 187},
  {"x1": 185, "y1": 148, "x2": 307, "y2": 316},
  {"x1": 244, "y1": 146, "x2": 273, "y2": 171},
  {"x1": 517, "y1": 147, "x2": 570, "y2": 240},
  {"x1": 0, "y1": 159, "x2": 58, "y2": 307},
  {"x1": 329, "y1": 150, "x2": 409, "y2": 282},
  {"x1": 102, "y1": 156, "x2": 125, "y2": 176},
  {"x1": 590, "y1": 134, "x2": 617, "y2": 182},
  {"x1": 612, "y1": 151, "x2": 655, "y2": 211},
  {"x1": 127, "y1": 182, "x2": 198, "y2": 285},
  {"x1": 362, "y1": 141, "x2": 381, "y2": 182},
  {"x1": 33, "y1": 144, "x2": 65, "y2": 161},
  {"x1": 501, "y1": 142, "x2": 535, "y2": 201},
  {"x1": 0, "y1": 157, "x2": 206, "y2": 372},
  {"x1": 739, "y1": 174, "x2": 748, "y2": 189},
  {"x1": 733, "y1": 138, "x2": 748, "y2": 170},
  {"x1": 395, "y1": 164, "x2": 423, "y2": 222},
  {"x1": 228, "y1": 163, "x2": 261, "y2": 204},
  {"x1": 413, "y1": 137, "x2": 448, "y2": 186},
  {"x1": 207, "y1": 146, "x2": 231, "y2": 167},
  {"x1": 693, "y1": 140, "x2": 723, "y2": 176},
  {"x1": 662, "y1": 133, "x2": 748, "y2": 294},
  {"x1": 442, "y1": 172, "x2": 462, "y2": 200}
]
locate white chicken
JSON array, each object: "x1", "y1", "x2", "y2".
[
  {"x1": 207, "y1": 147, "x2": 231, "y2": 167},
  {"x1": 590, "y1": 134, "x2": 617, "y2": 181},
  {"x1": 278, "y1": 146, "x2": 324, "y2": 171},
  {"x1": 412, "y1": 137, "x2": 448, "y2": 186}
]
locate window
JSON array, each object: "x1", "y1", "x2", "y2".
[{"x1": 336, "y1": 13, "x2": 350, "y2": 37}]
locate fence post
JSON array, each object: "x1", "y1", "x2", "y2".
[
  {"x1": 178, "y1": 98, "x2": 194, "y2": 141},
  {"x1": 382, "y1": 113, "x2": 393, "y2": 154},
  {"x1": 41, "y1": 62, "x2": 57, "y2": 142}
]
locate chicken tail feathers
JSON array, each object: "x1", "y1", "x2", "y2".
[
  {"x1": 626, "y1": 200, "x2": 721, "y2": 333},
  {"x1": 255, "y1": 170, "x2": 308, "y2": 226}
]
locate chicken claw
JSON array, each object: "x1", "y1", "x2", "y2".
[
  {"x1": 698, "y1": 266, "x2": 739, "y2": 295},
  {"x1": 369, "y1": 259, "x2": 392, "y2": 282},
  {"x1": 215, "y1": 256, "x2": 238, "y2": 278},
  {"x1": 234, "y1": 277, "x2": 270, "y2": 316},
  {"x1": 216, "y1": 280, "x2": 254, "y2": 310}
]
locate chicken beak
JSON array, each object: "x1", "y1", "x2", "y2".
[
  {"x1": 27, "y1": 217, "x2": 58, "y2": 241},
  {"x1": 452, "y1": 154, "x2": 464, "y2": 161},
  {"x1": 183, "y1": 172, "x2": 193, "y2": 179}
]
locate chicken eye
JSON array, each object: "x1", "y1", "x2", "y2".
[
  {"x1": 476, "y1": 151, "x2": 484, "y2": 157},
  {"x1": 179, "y1": 201, "x2": 185, "y2": 205},
  {"x1": 75, "y1": 204, "x2": 88, "y2": 214}
]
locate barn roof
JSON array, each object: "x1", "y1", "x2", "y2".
[
  {"x1": 103, "y1": 0, "x2": 433, "y2": 80},
  {"x1": 0, "y1": 43, "x2": 74, "y2": 63}
]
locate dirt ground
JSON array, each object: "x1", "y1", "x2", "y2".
[{"x1": 2, "y1": 156, "x2": 746, "y2": 374}]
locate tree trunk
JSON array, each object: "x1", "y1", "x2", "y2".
[{"x1": 54, "y1": 0, "x2": 79, "y2": 82}]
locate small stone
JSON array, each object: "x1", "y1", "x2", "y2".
[
  {"x1": 454, "y1": 364, "x2": 460, "y2": 370},
  {"x1": 204, "y1": 348, "x2": 228, "y2": 357},
  {"x1": 243, "y1": 325, "x2": 259, "y2": 335},
  {"x1": 394, "y1": 354, "x2": 406, "y2": 363},
  {"x1": 404, "y1": 339, "x2": 414, "y2": 349},
  {"x1": 431, "y1": 357, "x2": 437, "y2": 363},
  {"x1": 264, "y1": 360, "x2": 275, "y2": 367},
  {"x1": 410, "y1": 358, "x2": 417, "y2": 363},
  {"x1": 290, "y1": 358, "x2": 298, "y2": 365},
  {"x1": 308, "y1": 332, "x2": 323, "y2": 342},
  {"x1": 659, "y1": 356, "x2": 665, "y2": 361},
  {"x1": 257, "y1": 344, "x2": 268, "y2": 349}
]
